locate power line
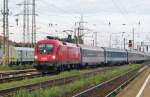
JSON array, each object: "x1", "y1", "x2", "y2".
[
  {"x1": 40, "y1": 0, "x2": 75, "y2": 15},
  {"x1": 36, "y1": 0, "x2": 80, "y2": 23},
  {"x1": 111, "y1": 0, "x2": 131, "y2": 25}
]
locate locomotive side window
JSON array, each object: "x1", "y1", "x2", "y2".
[{"x1": 38, "y1": 44, "x2": 53, "y2": 54}]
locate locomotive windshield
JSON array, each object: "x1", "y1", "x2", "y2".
[{"x1": 38, "y1": 44, "x2": 53, "y2": 54}]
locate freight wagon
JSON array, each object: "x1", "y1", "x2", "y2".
[{"x1": 0, "y1": 46, "x2": 34, "y2": 65}]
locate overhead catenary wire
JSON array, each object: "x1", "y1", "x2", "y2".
[
  {"x1": 36, "y1": 0, "x2": 83, "y2": 25},
  {"x1": 34, "y1": 0, "x2": 89, "y2": 40},
  {"x1": 111, "y1": 0, "x2": 131, "y2": 26}
]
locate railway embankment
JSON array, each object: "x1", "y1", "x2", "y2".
[{"x1": 11, "y1": 64, "x2": 141, "y2": 97}]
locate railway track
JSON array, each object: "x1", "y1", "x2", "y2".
[
  {"x1": 0, "y1": 69, "x2": 42, "y2": 83},
  {"x1": 0, "y1": 67, "x2": 114, "y2": 97},
  {"x1": 0, "y1": 69, "x2": 37, "y2": 77},
  {"x1": 72, "y1": 65, "x2": 148, "y2": 97},
  {"x1": 0, "y1": 66, "x2": 116, "y2": 84}
]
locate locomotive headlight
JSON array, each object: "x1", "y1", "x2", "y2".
[
  {"x1": 34, "y1": 55, "x2": 38, "y2": 59},
  {"x1": 44, "y1": 49, "x2": 46, "y2": 53},
  {"x1": 52, "y1": 55, "x2": 56, "y2": 60}
]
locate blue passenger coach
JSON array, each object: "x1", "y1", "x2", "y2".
[{"x1": 102, "y1": 48, "x2": 128, "y2": 65}]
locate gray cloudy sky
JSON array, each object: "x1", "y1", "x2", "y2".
[{"x1": 0, "y1": 0, "x2": 150, "y2": 49}]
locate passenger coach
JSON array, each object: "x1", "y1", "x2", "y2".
[
  {"x1": 103, "y1": 48, "x2": 128, "y2": 65},
  {"x1": 79, "y1": 45, "x2": 104, "y2": 67}
]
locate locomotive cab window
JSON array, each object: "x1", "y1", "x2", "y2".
[{"x1": 38, "y1": 44, "x2": 53, "y2": 54}]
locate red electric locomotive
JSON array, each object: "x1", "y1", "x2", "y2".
[{"x1": 34, "y1": 39, "x2": 81, "y2": 72}]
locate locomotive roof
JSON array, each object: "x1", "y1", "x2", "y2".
[
  {"x1": 37, "y1": 39, "x2": 61, "y2": 44},
  {"x1": 37, "y1": 39, "x2": 79, "y2": 48}
]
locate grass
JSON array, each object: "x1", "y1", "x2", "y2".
[
  {"x1": 13, "y1": 64, "x2": 141, "y2": 97},
  {"x1": 0, "y1": 70, "x2": 80, "y2": 90},
  {"x1": 0, "y1": 65, "x2": 12, "y2": 71},
  {"x1": 0, "y1": 64, "x2": 34, "y2": 71}
]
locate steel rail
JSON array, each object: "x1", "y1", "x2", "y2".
[
  {"x1": 72, "y1": 66, "x2": 145, "y2": 97},
  {"x1": 0, "y1": 67, "x2": 112, "y2": 97}
]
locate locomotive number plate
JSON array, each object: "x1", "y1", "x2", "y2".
[{"x1": 41, "y1": 57, "x2": 48, "y2": 60}]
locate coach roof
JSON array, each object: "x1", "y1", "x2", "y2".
[
  {"x1": 103, "y1": 47, "x2": 127, "y2": 52},
  {"x1": 15, "y1": 47, "x2": 34, "y2": 51}
]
